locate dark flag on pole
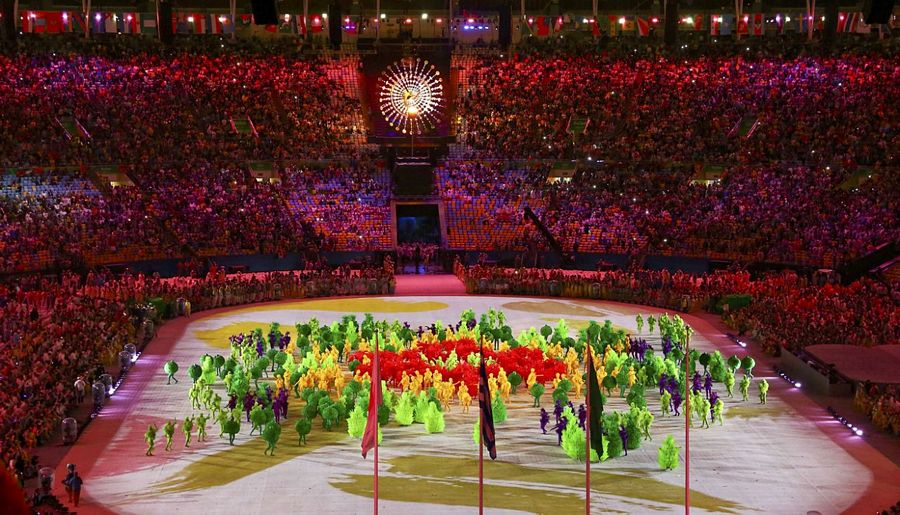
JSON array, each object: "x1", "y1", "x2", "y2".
[
  {"x1": 361, "y1": 334, "x2": 382, "y2": 459},
  {"x1": 478, "y1": 346, "x2": 497, "y2": 460},
  {"x1": 586, "y1": 345, "x2": 604, "y2": 456}
]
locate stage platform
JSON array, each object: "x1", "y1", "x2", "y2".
[{"x1": 46, "y1": 295, "x2": 900, "y2": 514}]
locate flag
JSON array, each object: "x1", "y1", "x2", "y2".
[
  {"x1": 44, "y1": 12, "x2": 64, "y2": 33},
  {"x1": 636, "y1": 16, "x2": 650, "y2": 36},
  {"x1": 361, "y1": 336, "x2": 382, "y2": 459},
  {"x1": 536, "y1": 16, "x2": 550, "y2": 36},
  {"x1": 104, "y1": 13, "x2": 117, "y2": 33},
  {"x1": 140, "y1": 14, "x2": 157, "y2": 35},
  {"x1": 478, "y1": 344, "x2": 497, "y2": 460},
  {"x1": 118, "y1": 13, "x2": 139, "y2": 34},
  {"x1": 70, "y1": 13, "x2": 87, "y2": 34},
  {"x1": 752, "y1": 13, "x2": 763, "y2": 35},
  {"x1": 720, "y1": 14, "x2": 734, "y2": 35},
  {"x1": 693, "y1": 14, "x2": 704, "y2": 31},
  {"x1": 855, "y1": 14, "x2": 872, "y2": 33},
  {"x1": 738, "y1": 15, "x2": 749, "y2": 35},
  {"x1": 586, "y1": 345, "x2": 604, "y2": 457}
]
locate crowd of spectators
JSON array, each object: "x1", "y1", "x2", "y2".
[
  {"x1": 137, "y1": 164, "x2": 311, "y2": 257},
  {"x1": 457, "y1": 52, "x2": 898, "y2": 167},
  {"x1": 0, "y1": 262, "x2": 394, "y2": 473},
  {"x1": 282, "y1": 163, "x2": 393, "y2": 251},
  {"x1": 458, "y1": 263, "x2": 899, "y2": 355},
  {"x1": 0, "y1": 51, "x2": 364, "y2": 169},
  {"x1": 437, "y1": 160, "x2": 898, "y2": 267},
  {"x1": 0, "y1": 171, "x2": 173, "y2": 273},
  {"x1": 854, "y1": 383, "x2": 900, "y2": 436},
  {"x1": 724, "y1": 275, "x2": 899, "y2": 354}
]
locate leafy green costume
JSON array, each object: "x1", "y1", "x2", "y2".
[
  {"x1": 657, "y1": 435, "x2": 679, "y2": 471},
  {"x1": 295, "y1": 417, "x2": 312, "y2": 445},
  {"x1": 197, "y1": 413, "x2": 208, "y2": 442},
  {"x1": 145, "y1": 424, "x2": 158, "y2": 456},
  {"x1": 163, "y1": 420, "x2": 176, "y2": 451},
  {"x1": 740, "y1": 374, "x2": 751, "y2": 401},
  {"x1": 724, "y1": 369, "x2": 735, "y2": 397},
  {"x1": 262, "y1": 421, "x2": 282, "y2": 456},
  {"x1": 223, "y1": 413, "x2": 241, "y2": 445},
  {"x1": 713, "y1": 398, "x2": 724, "y2": 425},
  {"x1": 183, "y1": 416, "x2": 194, "y2": 447},
  {"x1": 758, "y1": 378, "x2": 769, "y2": 404}
]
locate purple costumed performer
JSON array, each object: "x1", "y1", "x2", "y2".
[
  {"x1": 540, "y1": 408, "x2": 550, "y2": 434},
  {"x1": 672, "y1": 392, "x2": 683, "y2": 416}
]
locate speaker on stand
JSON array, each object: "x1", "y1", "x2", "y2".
[
  {"x1": 158, "y1": 0, "x2": 174, "y2": 45},
  {"x1": 328, "y1": 3, "x2": 342, "y2": 49},
  {"x1": 862, "y1": 0, "x2": 896, "y2": 24},
  {"x1": 498, "y1": 3, "x2": 511, "y2": 47},
  {"x1": 251, "y1": 0, "x2": 278, "y2": 25},
  {"x1": 664, "y1": 0, "x2": 679, "y2": 48}
]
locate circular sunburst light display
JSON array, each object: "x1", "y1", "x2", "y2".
[{"x1": 378, "y1": 58, "x2": 444, "y2": 135}]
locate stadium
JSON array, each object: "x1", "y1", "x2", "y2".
[{"x1": 0, "y1": 1, "x2": 898, "y2": 513}]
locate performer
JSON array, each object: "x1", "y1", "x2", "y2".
[
  {"x1": 163, "y1": 420, "x2": 176, "y2": 451},
  {"x1": 165, "y1": 360, "x2": 179, "y2": 385},
  {"x1": 758, "y1": 379, "x2": 769, "y2": 404},
  {"x1": 183, "y1": 416, "x2": 194, "y2": 448},
  {"x1": 145, "y1": 424, "x2": 158, "y2": 456}
]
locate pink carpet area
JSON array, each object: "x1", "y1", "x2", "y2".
[{"x1": 393, "y1": 274, "x2": 466, "y2": 295}]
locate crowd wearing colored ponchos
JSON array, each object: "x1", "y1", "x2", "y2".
[
  {"x1": 458, "y1": 52, "x2": 898, "y2": 166},
  {"x1": 438, "y1": 160, "x2": 898, "y2": 267},
  {"x1": 0, "y1": 52, "x2": 364, "y2": 168},
  {"x1": 0, "y1": 162, "x2": 397, "y2": 272}
]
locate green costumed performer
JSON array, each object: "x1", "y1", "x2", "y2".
[
  {"x1": 739, "y1": 374, "x2": 751, "y2": 402},
  {"x1": 183, "y1": 416, "x2": 194, "y2": 447},
  {"x1": 262, "y1": 421, "x2": 282, "y2": 456},
  {"x1": 758, "y1": 378, "x2": 769, "y2": 404},
  {"x1": 223, "y1": 413, "x2": 241, "y2": 445},
  {"x1": 197, "y1": 413, "x2": 208, "y2": 442},
  {"x1": 639, "y1": 409, "x2": 655, "y2": 440},
  {"x1": 636, "y1": 314, "x2": 644, "y2": 334},
  {"x1": 145, "y1": 424, "x2": 158, "y2": 456},
  {"x1": 699, "y1": 397, "x2": 711, "y2": 428},
  {"x1": 295, "y1": 417, "x2": 312, "y2": 446},
  {"x1": 165, "y1": 360, "x2": 179, "y2": 385},
  {"x1": 163, "y1": 420, "x2": 176, "y2": 451},
  {"x1": 724, "y1": 369, "x2": 735, "y2": 397},
  {"x1": 189, "y1": 380, "x2": 204, "y2": 409},
  {"x1": 713, "y1": 398, "x2": 725, "y2": 425},
  {"x1": 250, "y1": 404, "x2": 266, "y2": 435},
  {"x1": 217, "y1": 409, "x2": 229, "y2": 438},
  {"x1": 647, "y1": 315, "x2": 656, "y2": 334},
  {"x1": 660, "y1": 389, "x2": 671, "y2": 416}
]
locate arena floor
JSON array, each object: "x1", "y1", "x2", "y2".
[{"x1": 52, "y1": 294, "x2": 900, "y2": 514}]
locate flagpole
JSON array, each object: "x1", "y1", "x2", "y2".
[
  {"x1": 684, "y1": 331, "x2": 690, "y2": 515},
  {"x1": 374, "y1": 332, "x2": 380, "y2": 515},
  {"x1": 479, "y1": 336, "x2": 484, "y2": 515},
  {"x1": 585, "y1": 343, "x2": 591, "y2": 515}
]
